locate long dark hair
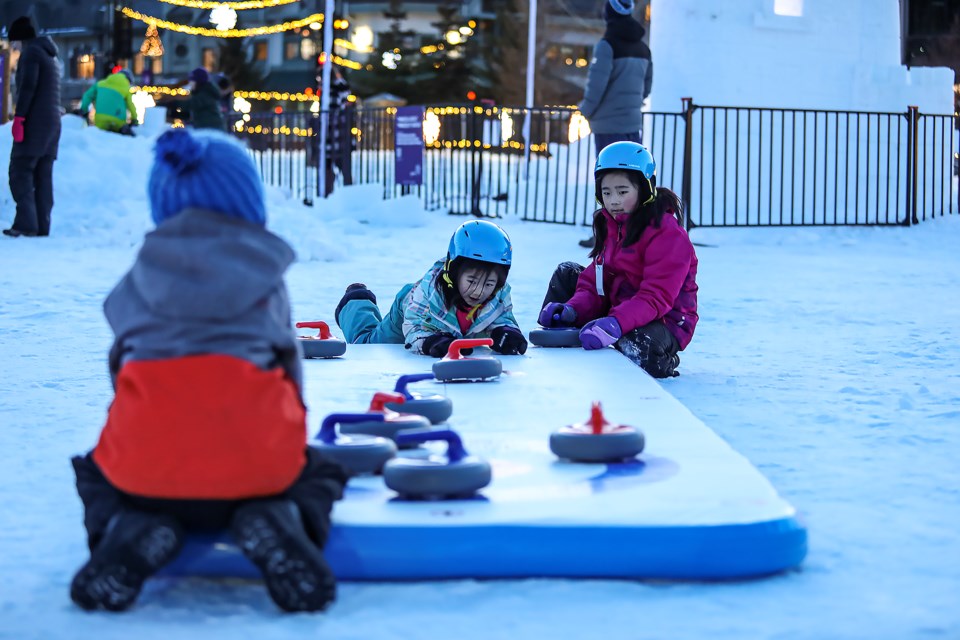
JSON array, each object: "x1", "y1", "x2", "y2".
[
  {"x1": 434, "y1": 257, "x2": 510, "y2": 311},
  {"x1": 589, "y1": 170, "x2": 684, "y2": 260}
]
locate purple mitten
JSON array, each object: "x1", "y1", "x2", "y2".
[
  {"x1": 579, "y1": 317, "x2": 622, "y2": 350},
  {"x1": 538, "y1": 302, "x2": 577, "y2": 328}
]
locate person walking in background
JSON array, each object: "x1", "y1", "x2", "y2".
[
  {"x1": 78, "y1": 68, "x2": 138, "y2": 135},
  {"x1": 3, "y1": 15, "x2": 62, "y2": 238},
  {"x1": 212, "y1": 72, "x2": 234, "y2": 126},
  {"x1": 315, "y1": 65, "x2": 353, "y2": 195},
  {"x1": 179, "y1": 67, "x2": 226, "y2": 131},
  {"x1": 577, "y1": 0, "x2": 653, "y2": 248}
]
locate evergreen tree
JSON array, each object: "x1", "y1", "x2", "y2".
[
  {"x1": 487, "y1": 0, "x2": 528, "y2": 106},
  {"x1": 216, "y1": 14, "x2": 265, "y2": 91}
]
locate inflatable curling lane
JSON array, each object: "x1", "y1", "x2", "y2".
[{"x1": 160, "y1": 345, "x2": 807, "y2": 582}]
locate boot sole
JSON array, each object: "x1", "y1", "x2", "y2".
[
  {"x1": 232, "y1": 508, "x2": 336, "y2": 612},
  {"x1": 70, "y1": 519, "x2": 182, "y2": 612}
]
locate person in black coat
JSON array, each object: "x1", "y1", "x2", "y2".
[{"x1": 4, "y1": 16, "x2": 63, "y2": 238}]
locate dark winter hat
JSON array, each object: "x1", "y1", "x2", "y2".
[
  {"x1": 148, "y1": 128, "x2": 266, "y2": 227},
  {"x1": 188, "y1": 67, "x2": 209, "y2": 84},
  {"x1": 8, "y1": 16, "x2": 37, "y2": 41},
  {"x1": 606, "y1": 0, "x2": 635, "y2": 17}
]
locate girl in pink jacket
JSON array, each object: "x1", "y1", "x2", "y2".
[{"x1": 539, "y1": 141, "x2": 698, "y2": 377}]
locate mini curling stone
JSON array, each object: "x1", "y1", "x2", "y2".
[
  {"x1": 338, "y1": 391, "x2": 433, "y2": 446},
  {"x1": 432, "y1": 338, "x2": 502, "y2": 382},
  {"x1": 312, "y1": 413, "x2": 397, "y2": 475},
  {"x1": 383, "y1": 429, "x2": 492, "y2": 499},
  {"x1": 529, "y1": 327, "x2": 582, "y2": 348},
  {"x1": 296, "y1": 321, "x2": 347, "y2": 358},
  {"x1": 549, "y1": 401, "x2": 645, "y2": 463},
  {"x1": 382, "y1": 373, "x2": 453, "y2": 424}
]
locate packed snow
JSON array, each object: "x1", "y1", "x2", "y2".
[{"x1": 0, "y1": 117, "x2": 958, "y2": 639}]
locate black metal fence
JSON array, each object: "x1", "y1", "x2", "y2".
[{"x1": 234, "y1": 101, "x2": 959, "y2": 228}]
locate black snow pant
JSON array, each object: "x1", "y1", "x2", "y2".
[
  {"x1": 542, "y1": 261, "x2": 681, "y2": 378},
  {"x1": 72, "y1": 448, "x2": 349, "y2": 553},
  {"x1": 9, "y1": 154, "x2": 55, "y2": 236}
]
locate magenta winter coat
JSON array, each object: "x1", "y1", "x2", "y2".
[{"x1": 566, "y1": 209, "x2": 699, "y2": 350}]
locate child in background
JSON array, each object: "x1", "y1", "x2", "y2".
[
  {"x1": 79, "y1": 68, "x2": 138, "y2": 134},
  {"x1": 335, "y1": 220, "x2": 527, "y2": 357},
  {"x1": 538, "y1": 141, "x2": 698, "y2": 378},
  {"x1": 69, "y1": 128, "x2": 348, "y2": 613}
]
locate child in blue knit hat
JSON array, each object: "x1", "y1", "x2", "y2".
[{"x1": 69, "y1": 128, "x2": 348, "y2": 613}]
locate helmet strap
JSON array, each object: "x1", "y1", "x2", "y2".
[
  {"x1": 642, "y1": 177, "x2": 656, "y2": 205},
  {"x1": 442, "y1": 259, "x2": 455, "y2": 288}
]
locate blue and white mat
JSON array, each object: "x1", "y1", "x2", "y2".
[{"x1": 166, "y1": 344, "x2": 807, "y2": 581}]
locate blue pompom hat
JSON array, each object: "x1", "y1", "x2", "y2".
[{"x1": 148, "y1": 128, "x2": 266, "y2": 227}]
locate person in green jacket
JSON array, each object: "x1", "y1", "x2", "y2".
[
  {"x1": 79, "y1": 69, "x2": 138, "y2": 134},
  {"x1": 180, "y1": 67, "x2": 226, "y2": 131}
]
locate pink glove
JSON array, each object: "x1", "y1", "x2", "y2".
[{"x1": 11, "y1": 117, "x2": 25, "y2": 143}]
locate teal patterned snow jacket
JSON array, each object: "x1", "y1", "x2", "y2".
[{"x1": 402, "y1": 260, "x2": 520, "y2": 354}]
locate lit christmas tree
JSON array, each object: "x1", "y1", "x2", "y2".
[{"x1": 140, "y1": 23, "x2": 164, "y2": 57}]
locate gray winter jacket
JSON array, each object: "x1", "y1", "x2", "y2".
[
  {"x1": 103, "y1": 208, "x2": 303, "y2": 395},
  {"x1": 579, "y1": 16, "x2": 652, "y2": 135},
  {"x1": 12, "y1": 35, "x2": 62, "y2": 159}
]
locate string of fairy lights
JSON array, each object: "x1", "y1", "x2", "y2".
[
  {"x1": 120, "y1": 2, "x2": 562, "y2": 145},
  {"x1": 155, "y1": 0, "x2": 300, "y2": 9},
  {"x1": 120, "y1": 7, "x2": 324, "y2": 37}
]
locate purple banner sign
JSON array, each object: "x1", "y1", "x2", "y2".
[{"x1": 395, "y1": 106, "x2": 424, "y2": 186}]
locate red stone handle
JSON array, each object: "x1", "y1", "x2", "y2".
[
  {"x1": 446, "y1": 338, "x2": 493, "y2": 360},
  {"x1": 369, "y1": 391, "x2": 406, "y2": 412},
  {"x1": 296, "y1": 321, "x2": 331, "y2": 339}
]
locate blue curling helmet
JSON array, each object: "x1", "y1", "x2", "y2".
[
  {"x1": 447, "y1": 220, "x2": 512, "y2": 266},
  {"x1": 594, "y1": 141, "x2": 656, "y2": 180}
]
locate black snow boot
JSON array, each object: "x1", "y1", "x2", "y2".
[
  {"x1": 230, "y1": 499, "x2": 336, "y2": 613},
  {"x1": 617, "y1": 327, "x2": 681, "y2": 379},
  {"x1": 70, "y1": 510, "x2": 184, "y2": 611},
  {"x1": 334, "y1": 283, "x2": 377, "y2": 326}
]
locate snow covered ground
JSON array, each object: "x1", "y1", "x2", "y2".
[{"x1": 0, "y1": 120, "x2": 958, "y2": 639}]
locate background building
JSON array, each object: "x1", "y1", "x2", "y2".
[{"x1": 0, "y1": 0, "x2": 649, "y2": 109}]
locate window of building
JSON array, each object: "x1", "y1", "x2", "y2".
[
  {"x1": 76, "y1": 54, "x2": 95, "y2": 79},
  {"x1": 133, "y1": 53, "x2": 163, "y2": 77},
  {"x1": 774, "y1": 0, "x2": 803, "y2": 17},
  {"x1": 285, "y1": 40, "x2": 299, "y2": 60},
  {"x1": 202, "y1": 47, "x2": 217, "y2": 70},
  {"x1": 254, "y1": 41, "x2": 268, "y2": 61}
]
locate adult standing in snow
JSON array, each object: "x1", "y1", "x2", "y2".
[
  {"x1": 577, "y1": 0, "x2": 652, "y2": 248},
  {"x1": 3, "y1": 15, "x2": 62, "y2": 238},
  {"x1": 312, "y1": 65, "x2": 354, "y2": 196}
]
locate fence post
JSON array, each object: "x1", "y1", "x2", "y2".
[
  {"x1": 681, "y1": 97, "x2": 695, "y2": 232},
  {"x1": 905, "y1": 105, "x2": 919, "y2": 226}
]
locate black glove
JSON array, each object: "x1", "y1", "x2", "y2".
[
  {"x1": 421, "y1": 333, "x2": 455, "y2": 358},
  {"x1": 490, "y1": 326, "x2": 528, "y2": 355}
]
